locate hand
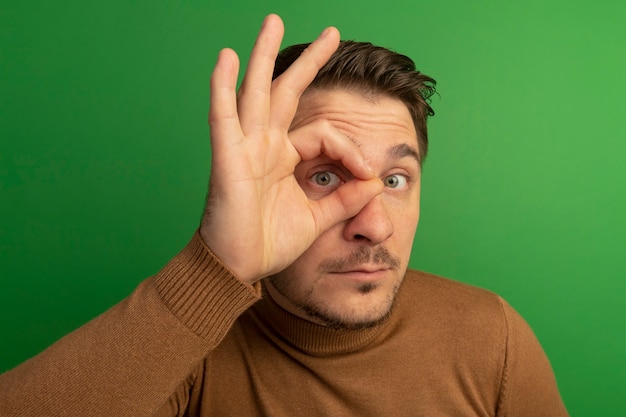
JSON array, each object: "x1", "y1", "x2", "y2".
[{"x1": 200, "y1": 14, "x2": 383, "y2": 285}]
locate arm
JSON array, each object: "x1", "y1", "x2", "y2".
[
  {"x1": 1, "y1": 14, "x2": 381, "y2": 416},
  {"x1": 496, "y1": 298, "x2": 569, "y2": 416},
  {"x1": 0, "y1": 233, "x2": 259, "y2": 417}
]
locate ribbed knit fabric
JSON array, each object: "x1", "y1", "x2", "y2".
[
  {"x1": 0, "y1": 232, "x2": 568, "y2": 416},
  {"x1": 153, "y1": 232, "x2": 262, "y2": 342}
]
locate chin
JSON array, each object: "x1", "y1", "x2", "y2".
[
  {"x1": 268, "y1": 266, "x2": 405, "y2": 330},
  {"x1": 300, "y1": 302, "x2": 394, "y2": 330},
  {"x1": 298, "y1": 285, "x2": 399, "y2": 330}
]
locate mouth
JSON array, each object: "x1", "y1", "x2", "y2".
[
  {"x1": 328, "y1": 266, "x2": 392, "y2": 283},
  {"x1": 332, "y1": 263, "x2": 394, "y2": 273}
]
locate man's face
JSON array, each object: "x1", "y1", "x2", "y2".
[{"x1": 267, "y1": 88, "x2": 421, "y2": 329}]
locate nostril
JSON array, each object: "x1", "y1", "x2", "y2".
[{"x1": 354, "y1": 234, "x2": 367, "y2": 241}]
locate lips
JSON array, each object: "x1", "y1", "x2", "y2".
[
  {"x1": 336, "y1": 268, "x2": 388, "y2": 274},
  {"x1": 332, "y1": 264, "x2": 392, "y2": 274},
  {"x1": 328, "y1": 267, "x2": 391, "y2": 283}
]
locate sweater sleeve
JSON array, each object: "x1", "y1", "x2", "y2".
[
  {"x1": 495, "y1": 297, "x2": 569, "y2": 417},
  {"x1": 0, "y1": 231, "x2": 261, "y2": 417}
]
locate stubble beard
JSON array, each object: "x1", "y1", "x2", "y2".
[{"x1": 269, "y1": 245, "x2": 404, "y2": 331}]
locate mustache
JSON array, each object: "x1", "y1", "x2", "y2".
[{"x1": 318, "y1": 246, "x2": 401, "y2": 273}]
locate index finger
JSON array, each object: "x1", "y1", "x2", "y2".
[
  {"x1": 269, "y1": 26, "x2": 340, "y2": 128},
  {"x1": 289, "y1": 120, "x2": 375, "y2": 180}
]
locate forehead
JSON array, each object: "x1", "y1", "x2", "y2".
[{"x1": 291, "y1": 89, "x2": 417, "y2": 144}]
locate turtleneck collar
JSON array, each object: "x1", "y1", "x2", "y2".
[{"x1": 248, "y1": 281, "x2": 403, "y2": 357}]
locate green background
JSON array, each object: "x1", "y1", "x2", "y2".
[{"x1": 1, "y1": 0, "x2": 625, "y2": 414}]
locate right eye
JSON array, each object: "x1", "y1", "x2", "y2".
[{"x1": 311, "y1": 171, "x2": 342, "y2": 188}]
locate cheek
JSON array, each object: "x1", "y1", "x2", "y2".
[
  {"x1": 390, "y1": 192, "x2": 420, "y2": 226},
  {"x1": 391, "y1": 202, "x2": 420, "y2": 255},
  {"x1": 397, "y1": 219, "x2": 418, "y2": 255}
]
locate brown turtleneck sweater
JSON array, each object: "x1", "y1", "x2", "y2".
[{"x1": 0, "y1": 233, "x2": 568, "y2": 416}]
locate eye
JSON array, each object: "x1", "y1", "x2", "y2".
[
  {"x1": 312, "y1": 171, "x2": 342, "y2": 188},
  {"x1": 383, "y1": 174, "x2": 408, "y2": 189}
]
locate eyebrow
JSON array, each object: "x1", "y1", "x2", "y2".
[
  {"x1": 387, "y1": 143, "x2": 421, "y2": 166},
  {"x1": 346, "y1": 135, "x2": 421, "y2": 166}
]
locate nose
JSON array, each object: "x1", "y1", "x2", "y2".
[{"x1": 343, "y1": 195, "x2": 393, "y2": 244}]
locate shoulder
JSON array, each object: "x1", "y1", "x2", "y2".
[
  {"x1": 397, "y1": 270, "x2": 551, "y2": 374},
  {"x1": 395, "y1": 270, "x2": 517, "y2": 358},
  {"x1": 399, "y1": 272, "x2": 569, "y2": 415},
  {"x1": 391, "y1": 275, "x2": 567, "y2": 414},
  {"x1": 400, "y1": 270, "x2": 531, "y2": 334},
  {"x1": 400, "y1": 269, "x2": 507, "y2": 321}
]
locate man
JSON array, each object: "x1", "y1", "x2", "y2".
[{"x1": 0, "y1": 14, "x2": 568, "y2": 416}]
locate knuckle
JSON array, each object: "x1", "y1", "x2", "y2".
[{"x1": 310, "y1": 118, "x2": 333, "y2": 132}]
